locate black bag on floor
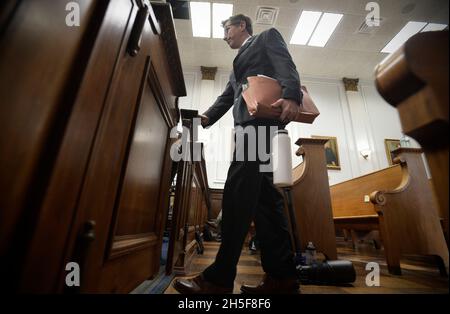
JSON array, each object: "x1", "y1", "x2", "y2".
[
  {"x1": 282, "y1": 188, "x2": 356, "y2": 286},
  {"x1": 297, "y1": 260, "x2": 356, "y2": 285}
]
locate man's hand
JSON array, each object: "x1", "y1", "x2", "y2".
[
  {"x1": 270, "y1": 98, "x2": 299, "y2": 124},
  {"x1": 198, "y1": 114, "x2": 209, "y2": 127}
]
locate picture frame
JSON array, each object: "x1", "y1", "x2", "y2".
[
  {"x1": 384, "y1": 139, "x2": 401, "y2": 166},
  {"x1": 312, "y1": 135, "x2": 341, "y2": 170}
]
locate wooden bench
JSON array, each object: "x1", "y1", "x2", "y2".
[
  {"x1": 331, "y1": 148, "x2": 448, "y2": 275},
  {"x1": 331, "y1": 164, "x2": 402, "y2": 250},
  {"x1": 288, "y1": 138, "x2": 338, "y2": 260}
]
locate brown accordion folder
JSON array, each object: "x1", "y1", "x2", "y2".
[{"x1": 242, "y1": 75, "x2": 319, "y2": 124}]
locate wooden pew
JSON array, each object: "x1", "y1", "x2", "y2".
[
  {"x1": 289, "y1": 138, "x2": 338, "y2": 260},
  {"x1": 167, "y1": 109, "x2": 211, "y2": 275},
  {"x1": 331, "y1": 148, "x2": 448, "y2": 275},
  {"x1": 370, "y1": 148, "x2": 448, "y2": 275},
  {"x1": 374, "y1": 30, "x2": 449, "y2": 243},
  {"x1": 331, "y1": 164, "x2": 402, "y2": 249}
]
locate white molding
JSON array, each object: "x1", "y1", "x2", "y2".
[
  {"x1": 360, "y1": 85, "x2": 382, "y2": 169},
  {"x1": 336, "y1": 83, "x2": 357, "y2": 179}
]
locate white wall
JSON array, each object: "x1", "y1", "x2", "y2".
[{"x1": 179, "y1": 66, "x2": 423, "y2": 188}]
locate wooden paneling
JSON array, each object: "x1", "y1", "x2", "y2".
[
  {"x1": 0, "y1": 0, "x2": 105, "y2": 291},
  {"x1": 1, "y1": 0, "x2": 186, "y2": 293},
  {"x1": 0, "y1": 0, "x2": 98, "y2": 252},
  {"x1": 210, "y1": 189, "x2": 224, "y2": 219},
  {"x1": 114, "y1": 70, "x2": 169, "y2": 236}
]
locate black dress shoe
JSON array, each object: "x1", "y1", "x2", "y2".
[
  {"x1": 173, "y1": 273, "x2": 233, "y2": 294},
  {"x1": 240, "y1": 274, "x2": 299, "y2": 294}
]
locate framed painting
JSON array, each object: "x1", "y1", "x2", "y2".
[
  {"x1": 384, "y1": 139, "x2": 401, "y2": 166},
  {"x1": 312, "y1": 135, "x2": 341, "y2": 170}
]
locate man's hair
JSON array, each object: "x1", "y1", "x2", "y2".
[{"x1": 222, "y1": 14, "x2": 253, "y2": 36}]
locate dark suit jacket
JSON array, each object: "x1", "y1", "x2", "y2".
[{"x1": 204, "y1": 28, "x2": 302, "y2": 127}]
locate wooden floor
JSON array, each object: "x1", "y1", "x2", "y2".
[{"x1": 164, "y1": 237, "x2": 449, "y2": 294}]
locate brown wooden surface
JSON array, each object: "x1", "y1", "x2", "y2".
[
  {"x1": 331, "y1": 165, "x2": 402, "y2": 218},
  {"x1": 375, "y1": 30, "x2": 449, "y2": 242},
  {"x1": 1, "y1": 0, "x2": 186, "y2": 293},
  {"x1": 330, "y1": 163, "x2": 402, "y2": 248},
  {"x1": 0, "y1": 0, "x2": 102, "y2": 290},
  {"x1": 331, "y1": 148, "x2": 447, "y2": 275},
  {"x1": 210, "y1": 188, "x2": 224, "y2": 219},
  {"x1": 290, "y1": 138, "x2": 338, "y2": 260},
  {"x1": 167, "y1": 110, "x2": 211, "y2": 276},
  {"x1": 370, "y1": 148, "x2": 448, "y2": 275}
]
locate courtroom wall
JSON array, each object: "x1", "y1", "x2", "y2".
[{"x1": 178, "y1": 66, "x2": 424, "y2": 188}]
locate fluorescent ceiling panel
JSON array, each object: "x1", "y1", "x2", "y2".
[
  {"x1": 290, "y1": 11, "x2": 322, "y2": 45},
  {"x1": 381, "y1": 21, "x2": 427, "y2": 53},
  {"x1": 212, "y1": 3, "x2": 233, "y2": 39},
  {"x1": 190, "y1": 2, "x2": 211, "y2": 38},
  {"x1": 421, "y1": 23, "x2": 448, "y2": 32},
  {"x1": 308, "y1": 13, "x2": 343, "y2": 47}
]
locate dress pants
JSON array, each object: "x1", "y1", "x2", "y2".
[{"x1": 202, "y1": 120, "x2": 296, "y2": 288}]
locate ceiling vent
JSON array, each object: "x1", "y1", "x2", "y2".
[
  {"x1": 255, "y1": 7, "x2": 279, "y2": 25},
  {"x1": 357, "y1": 17, "x2": 383, "y2": 34}
]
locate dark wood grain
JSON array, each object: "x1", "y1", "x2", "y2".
[
  {"x1": 375, "y1": 30, "x2": 449, "y2": 243},
  {"x1": 1, "y1": 0, "x2": 186, "y2": 293},
  {"x1": 290, "y1": 138, "x2": 338, "y2": 260}
]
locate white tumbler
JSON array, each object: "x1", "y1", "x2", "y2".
[{"x1": 272, "y1": 129, "x2": 293, "y2": 187}]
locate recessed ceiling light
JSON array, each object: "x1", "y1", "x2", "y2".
[
  {"x1": 421, "y1": 23, "x2": 448, "y2": 32},
  {"x1": 381, "y1": 21, "x2": 427, "y2": 53},
  {"x1": 308, "y1": 13, "x2": 343, "y2": 47},
  {"x1": 290, "y1": 11, "x2": 322, "y2": 45},
  {"x1": 190, "y1": 2, "x2": 211, "y2": 38},
  {"x1": 212, "y1": 3, "x2": 233, "y2": 38}
]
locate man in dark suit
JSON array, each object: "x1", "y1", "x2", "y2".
[{"x1": 173, "y1": 14, "x2": 302, "y2": 294}]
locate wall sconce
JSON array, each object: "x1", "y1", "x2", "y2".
[
  {"x1": 400, "y1": 134, "x2": 411, "y2": 147},
  {"x1": 360, "y1": 149, "x2": 371, "y2": 159}
]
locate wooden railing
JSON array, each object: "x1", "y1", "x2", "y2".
[{"x1": 166, "y1": 109, "x2": 211, "y2": 275}]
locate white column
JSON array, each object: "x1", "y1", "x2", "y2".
[
  {"x1": 198, "y1": 67, "x2": 217, "y2": 115},
  {"x1": 342, "y1": 78, "x2": 377, "y2": 175}
]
